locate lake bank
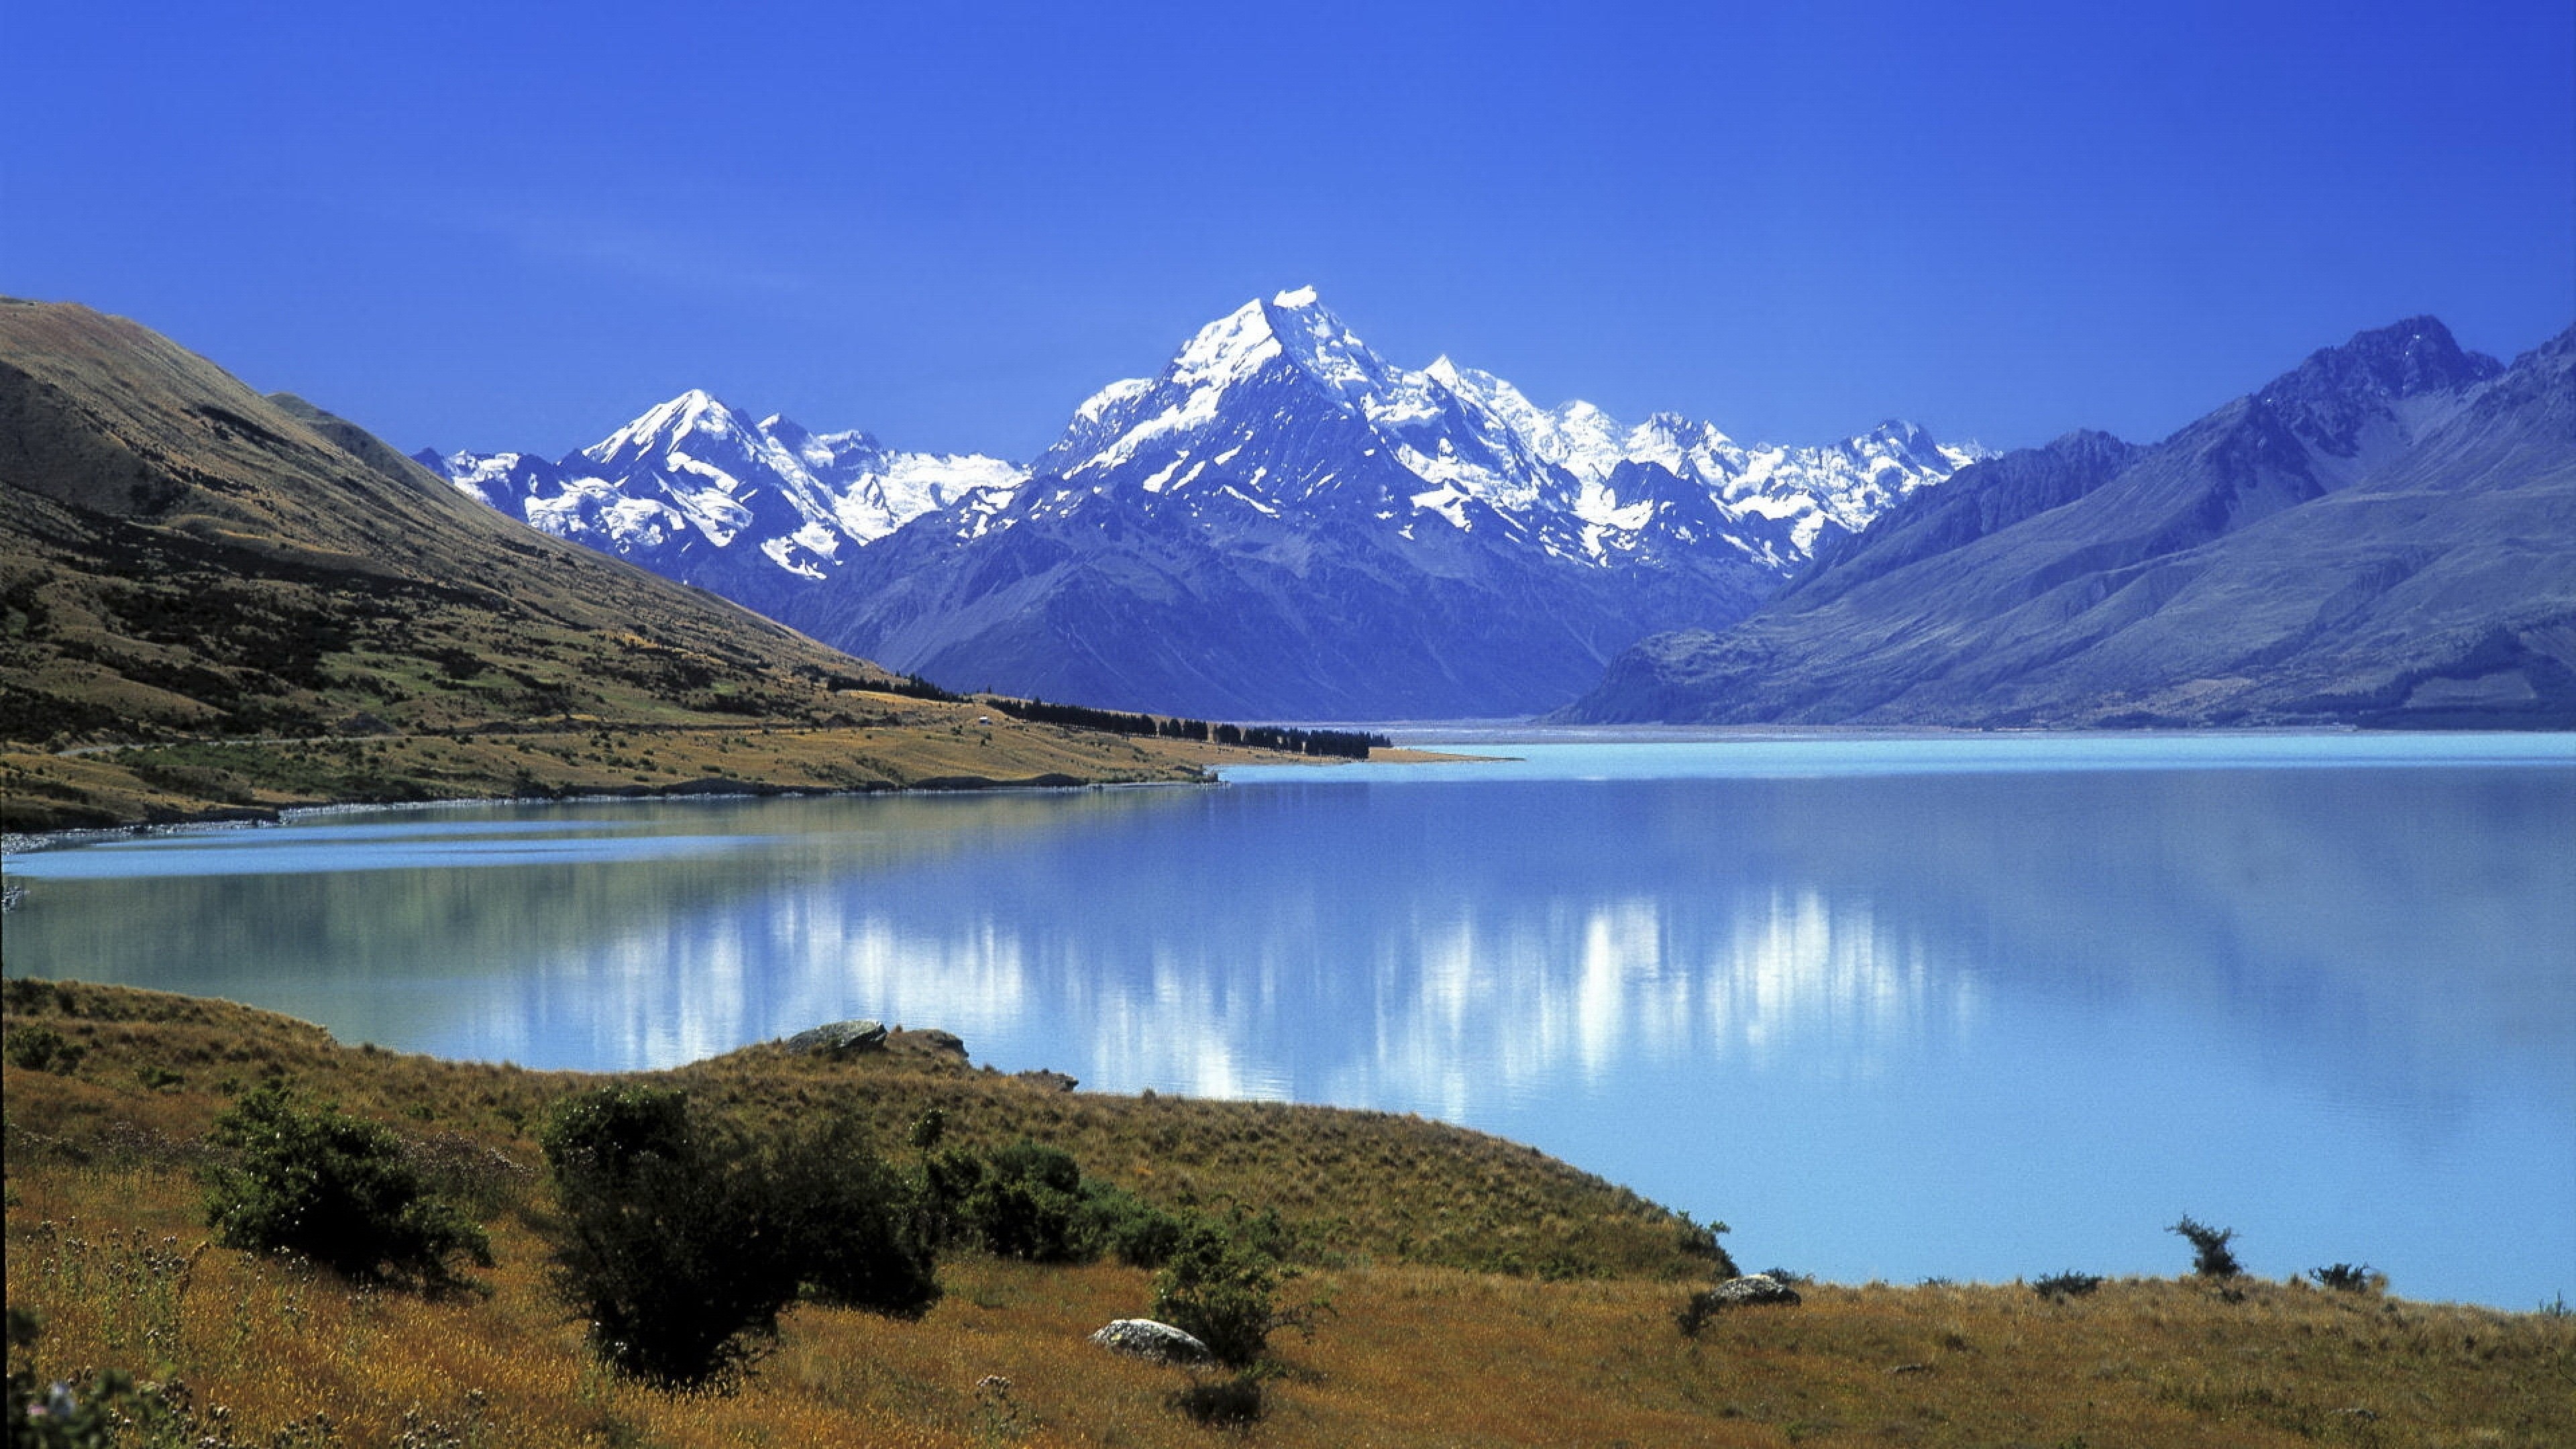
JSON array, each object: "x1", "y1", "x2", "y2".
[{"x1": 0, "y1": 698, "x2": 1266, "y2": 834}]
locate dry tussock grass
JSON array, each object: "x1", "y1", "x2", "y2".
[
  {"x1": 0, "y1": 694, "x2": 1275, "y2": 833},
  {"x1": 8, "y1": 983, "x2": 2572, "y2": 1447}
]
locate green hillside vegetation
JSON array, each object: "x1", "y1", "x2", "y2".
[
  {"x1": 7, "y1": 983, "x2": 2570, "y2": 1447},
  {"x1": 0, "y1": 299, "x2": 1310, "y2": 830}
]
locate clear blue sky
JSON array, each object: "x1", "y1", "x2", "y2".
[{"x1": 5, "y1": 1, "x2": 2569, "y2": 462}]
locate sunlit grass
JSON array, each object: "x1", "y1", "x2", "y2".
[
  {"x1": 0, "y1": 692, "x2": 1288, "y2": 833},
  {"x1": 9, "y1": 983, "x2": 2572, "y2": 1446}
]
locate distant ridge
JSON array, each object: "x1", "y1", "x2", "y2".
[{"x1": 1560, "y1": 317, "x2": 2576, "y2": 729}]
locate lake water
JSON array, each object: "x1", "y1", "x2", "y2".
[{"x1": 5, "y1": 733, "x2": 2571, "y2": 1307}]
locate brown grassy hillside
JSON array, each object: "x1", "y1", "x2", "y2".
[
  {"x1": 0, "y1": 300, "x2": 1297, "y2": 828},
  {"x1": 6, "y1": 983, "x2": 2569, "y2": 1448}
]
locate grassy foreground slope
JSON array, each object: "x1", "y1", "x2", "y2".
[
  {"x1": 0, "y1": 299, "x2": 1266, "y2": 830},
  {"x1": 7, "y1": 984, "x2": 2571, "y2": 1448}
]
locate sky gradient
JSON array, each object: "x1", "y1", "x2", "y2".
[{"x1": 5, "y1": 1, "x2": 2570, "y2": 462}]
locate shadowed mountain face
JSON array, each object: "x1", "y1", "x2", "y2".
[
  {"x1": 0, "y1": 300, "x2": 896, "y2": 745},
  {"x1": 1561, "y1": 318, "x2": 2576, "y2": 729}
]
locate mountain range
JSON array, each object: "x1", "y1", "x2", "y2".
[
  {"x1": 423, "y1": 288, "x2": 1984, "y2": 718},
  {"x1": 1562, "y1": 317, "x2": 2576, "y2": 728},
  {"x1": 50, "y1": 284, "x2": 2559, "y2": 735}
]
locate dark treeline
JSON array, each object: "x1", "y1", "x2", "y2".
[
  {"x1": 991, "y1": 698, "x2": 1387, "y2": 759},
  {"x1": 883, "y1": 673, "x2": 967, "y2": 703}
]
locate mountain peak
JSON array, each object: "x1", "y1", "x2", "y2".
[
  {"x1": 1157, "y1": 290, "x2": 1391, "y2": 409},
  {"x1": 583, "y1": 386, "x2": 759, "y2": 470},
  {"x1": 2267, "y1": 315, "x2": 2504, "y2": 409},
  {"x1": 2249, "y1": 315, "x2": 2506, "y2": 460}
]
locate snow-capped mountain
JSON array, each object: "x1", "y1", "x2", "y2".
[
  {"x1": 780, "y1": 289, "x2": 1982, "y2": 716},
  {"x1": 420, "y1": 390, "x2": 1024, "y2": 611},
  {"x1": 1016, "y1": 286, "x2": 1981, "y2": 572},
  {"x1": 428, "y1": 288, "x2": 1984, "y2": 716}
]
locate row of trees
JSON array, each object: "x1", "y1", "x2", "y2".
[{"x1": 992, "y1": 696, "x2": 1389, "y2": 759}]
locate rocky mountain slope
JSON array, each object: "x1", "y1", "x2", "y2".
[
  {"x1": 425, "y1": 289, "x2": 1982, "y2": 718},
  {"x1": 1562, "y1": 318, "x2": 2576, "y2": 728}
]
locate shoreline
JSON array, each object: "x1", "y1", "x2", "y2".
[{"x1": 0, "y1": 771, "x2": 1218, "y2": 860}]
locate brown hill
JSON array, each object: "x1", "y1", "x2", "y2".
[
  {"x1": 0, "y1": 297, "x2": 914, "y2": 747},
  {"x1": 7, "y1": 981, "x2": 2568, "y2": 1448},
  {"x1": 0, "y1": 302, "x2": 1276, "y2": 828}
]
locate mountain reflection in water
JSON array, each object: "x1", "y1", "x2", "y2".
[{"x1": 5, "y1": 736, "x2": 2569, "y2": 1305}]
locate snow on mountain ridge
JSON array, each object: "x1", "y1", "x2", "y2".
[
  {"x1": 1032, "y1": 290, "x2": 1982, "y2": 566},
  {"x1": 420, "y1": 390, "x2": 1031, "y2": 589},
  {"x1": 428, "y1": 290, "x2": 1985, "y2": 607}
]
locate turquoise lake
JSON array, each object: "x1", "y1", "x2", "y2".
[{"x1": 5, "y1": 732, "x2": 2571, "y2": 1307}]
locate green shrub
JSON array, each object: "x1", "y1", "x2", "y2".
[
  {"x1": 1078, "y1": 1185, "x2": 1193, "y2": 1269},
  {"x1": 912, "y1": 1132, "x2": 1198, "y2": 1269},
  {"x1": 1674, "y1": 1210, "x2": 1739, "y2": 1278},
  {"x1": 2310, "y1": 1263, "x2": 2379, "y2": 1293},
  {"x1": 1152, "y1": 1221, "x2": 1299, "y2": 1368},
  {"x1": 907, "y1": 1108, "x2": 948, "y2": 1151},
  {"x1": 202, "y1": 1081, "x2": 490, "y2": 1289},
  {"x1": 961, "y1": 1140, "x2": 1087, "y2": 1262},
  {"x1": 2033, "y1": 1271, "x2": 2102, "y2": 1301},
  {"x1": 2169, "y1": 1216, "x2": 2243, "y2": 1279},
  {"x1": 539, "y1": 1086, "x2": 935, "y2": 1386},
  {"x1": 914, "y1": 1144, "x2": 987, "y2": 1246},
  {"x1": 4, "y1": 1023, "x2": 84, "y2": 1075},
  {"x1": 765, "y1": 1117, "x2": 939, "y2": 1317},
  {"x1": 541, "y1": 1085, "x2": 787, "y2": 1385}
]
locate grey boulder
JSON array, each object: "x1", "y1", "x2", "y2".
[
  {"x1": 1694, "y1": 1273, "x2": 1804, "y2": 1310},
  {"x1": 1089, "y1": 1318, "x2": 1212, "y2": 1364},
  {"x1": 782, "y1": 1019, "x2": 888, "y2": 1057}
]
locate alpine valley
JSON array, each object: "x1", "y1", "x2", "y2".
[{"x1": 423, "y1": 289, "x2": 1986, "y2": 719}]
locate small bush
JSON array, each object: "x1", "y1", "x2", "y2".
[
  {"x1": 1674, "y1": 1211, "x2": 1739, "y2": 1278},
  {"x1": 203, "y1": 1081, "x2": 490, "y2": 1289},
  {"x1": 1079, "y1": 1184, "x2": 1194, "y2": 1269},
  {"x1": 539, "y1": 1086, "x2": 936, "y2": 1386},
  {"x1": 962, "y1": 1140, "x2": 1088, "y2": 1261},
  {"x1": 2169, "y1": 1216, "x2": 2242, "y2": 1279},
  {"x1": 908, "y1": 1108, "x2": 948, "y2": 1152},
  {"x1": 767, "y1": 1118, "x2": 939, "y2": 1317},
  {"x1": 2033, "y1": 1271, "x2": 2102, "y2": 1301},
  {"x1": 1153, "y1": 1221, "x2": 1307, "y2": 1368},
  {"x1": 5, "y1": 1023, "x2": 84, "y2": 1075},
  {"x1": 541, "y1": 1085, "x2": 789, "y2": 1385},
  {"x1": 2310, "y1": 1263, "x2": 2379, "y2": 1293}
]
